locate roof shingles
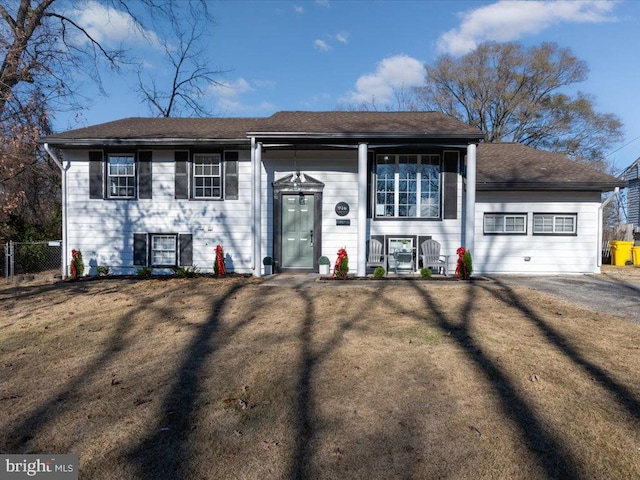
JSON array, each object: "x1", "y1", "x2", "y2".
[{"x1": 477, "y1": 143, "x2": 624, "y2": 190}]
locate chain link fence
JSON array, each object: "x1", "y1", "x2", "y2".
[{"x1": 4, "y1": 240, "x2": 62, "y2": 282}]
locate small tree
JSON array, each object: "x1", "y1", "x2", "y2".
[{"x1": 334, "y1": 248, "x2": 349, "y2": 280}]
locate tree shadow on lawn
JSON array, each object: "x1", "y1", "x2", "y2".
[
  {"x1": 125, "y1": 282, "x2": 261, "y2": 479},
  {"x1": 0, "y1": 281, "x2": 189, "y2": 452},
  {"x1": 480, "y1": 278, "x2": 640, "y2": 421},
  {"x1": 407, "y1": 281, "x2": 582, "y2": 480}
]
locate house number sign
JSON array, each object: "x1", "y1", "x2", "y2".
[{"x1": 335, "y1": 202, "x2": 350, "y2": 216}]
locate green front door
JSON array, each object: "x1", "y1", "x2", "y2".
[{"x1": 282, "y1": 194, "x2": 315, "y2": 269}]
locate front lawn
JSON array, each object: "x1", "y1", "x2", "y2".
[{"x1": 1, "y1": 276, "x2": 639, "y2": 479}]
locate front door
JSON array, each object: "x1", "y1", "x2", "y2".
[{"x1": 281, "y1": 194, "x2": 315, "y2": 268}]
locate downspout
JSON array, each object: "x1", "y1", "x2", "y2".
[
  {"x1": 43, "y1": 143, "x2": 69, "y2": 278},
  {"x1": 597, "y1": 187, "x2": 619, "y2": 268}
]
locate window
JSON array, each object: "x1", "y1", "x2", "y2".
[
  {"x1": 108, "y1": 154, "x2": 136, "y2": 198},
  {"x1": 484, "y1": 213, "x2": 527, "y2": 234},
  {"x1": 533, "y1": 214, "x2": 577, "y2": 235},
  {"x1": 134, "y1": 233, "x2": 193, "y2": 267},
  {"x1": 375, "y1": 154, "x2": 441, "y2": 218},
  {"x1": 175, "y1": 151, "x2": 238, "y2": 200},
  {"x1": 193, "y1": 154, "x2": 222, "y2": 199},
  {"x1": 151, "y1": 235, "x2": 177, "y2": 266}
]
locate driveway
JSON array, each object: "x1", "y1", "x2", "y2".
[{"x1": 489, "y1": 266, "x2": 640, "y2": 323}]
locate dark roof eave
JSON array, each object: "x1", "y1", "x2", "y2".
[
  {"x1": 477, "y1": 181, "x2": 627, "y2": 192},
  {"x1": 247, "y1": 131, "x2": 484, "y2": 141},
  {"x1": 37, "y1": 137, "x2": 250, "y2": 147}
]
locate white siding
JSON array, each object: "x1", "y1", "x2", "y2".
[
  {"x1": 262, "y1": 150, "x2": 466, "y2": 272},
  {"x1": 63, "y1": 149, "x2": 253, "y2": 275},
  {"x1": 474, "y1": 191, "x2": 603, "y2": 274},
  {"x1": 263, "y1": 150, "x2": 359, "y2": 268}
]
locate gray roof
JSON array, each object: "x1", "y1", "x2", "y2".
[
  {"x1": 38, "y1": 112, "x2": 622, "y2": 191},
  {"x1": 39, "y1": 117, "x2": 262, "y2": 147},
  {"x1": 39, "y1": 111, "x2": 483, "y2": 147},
  {"x1": 249, "y1": 111, "x2": 483, "y2": 138},
  {"x1": 477, "y1": 143, "x2": 625, "y2": 191}
]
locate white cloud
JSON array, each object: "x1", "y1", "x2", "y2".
[
  {"x1": 314, "y1": 39, "x2": 331, "y2": 51},
  {"x1": 69, "y1": 0, "x2": 160, "y2": 48},
  {"x1": 209, "y1": 78, "x2": 275, "y2": 115},
  {"x1": 340, "y1": 55, "x2": 425, "y2": 106},
  {"x1": 210, "y1": 78, "x2": 254, "y2": 98},
  {"x1": 253, "y1": 79, "x2": 277, "y2": 88},
  {"x1": 438, "y1": 0, "x2": 617, "y2": 56},
  {"x1": 335, "y1": 32, "x2": 349, "y2": 44},
  {"x1": 294, "y1": 5, "x2": 304, "y2": 14},
  {"x1": 315, "y1": 0, "x2": 330, "y2": 7}
]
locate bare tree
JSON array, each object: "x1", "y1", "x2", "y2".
[
  {"x1": 0, "y1": 0, "x2": 217, "y2": 241},
  {"x1": 414, "y1": 42, "x2": 623, "y2": 165},
  {"x1": 136, "y1": 10, "x2": 226, "y2": 117}
]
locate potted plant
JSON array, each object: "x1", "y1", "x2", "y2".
[
  {"x1": 263, "y1": 256, "x2": 273, "y2": 275},
  {"x1": 318, "y1": 255, "x2": 330, "y2": 275}
]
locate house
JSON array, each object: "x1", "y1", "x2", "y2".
[
  {"x1": 622, "y1": 157, "x2": 640, "y2": 231},
  {"x1": 38, "y1": 111, "x2": 625, "y2": 278}
]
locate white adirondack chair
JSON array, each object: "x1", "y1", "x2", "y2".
[
  {"x1": 366, "y1": 239, "x2": 386, "y2": 272},
  {"x1": 420, "y1": 239, "x2": 448, "y2": 275}
]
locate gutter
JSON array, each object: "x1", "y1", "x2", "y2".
[
  {"x1": 597, "y1": 187, "x2": 620, "y2": 268},
  {"x1": 43, "y1": 144, "x2": 69, "y2": 278}
]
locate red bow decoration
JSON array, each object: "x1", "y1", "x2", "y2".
[
  {"x1": 71, "y1": 249, "x2": 79, "y2": 280},
  {"x1": 455, "y1": 247, "x2": 467, "y2": 279},
  {"x1": 334, "y1": 248, "x2": 348, "y2": 279},
  {"x1": 215, "y1": 245, "x2": 226, "y2": 277}
]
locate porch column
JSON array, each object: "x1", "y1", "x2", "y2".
[
  {"x1": 357, "y1": 142, "x2": 368, "y2": 277},
  {"x1": 465, "y1": 143, "x2": 477, "y2": 255},
  {"x1": 252, "y1": 139, "x2": 262, "y2": 277}
]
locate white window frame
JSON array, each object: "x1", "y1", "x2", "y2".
[
  {"x1": 484, "y1": 213, "x2": 527, "y2": 234},
  {"x1": 151, "y1": 234, "x2": 177, "y2": 266},
  {"x1": 193, "y1": 153, "x2": 222, "y2": 199},
  {"x1": 533, "y1": 214, "x2": 577, "y2": 235},
  {"x1": 374, "y1": 154, "x2": 441, "y2": 219},
  {"x1": 107, "y1": 154, "x2": 136, "y2": 198}
]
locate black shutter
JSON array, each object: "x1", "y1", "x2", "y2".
[
  {"x1": 443, "y1": 151, "x2": 459, "y2": 219},
  {"x1": 224, "y1": 151, "x2": 239, "y2": 200},
  {"x1": 89, "y1": 151, "x2": 103, "y2": 199},
  {"x1": 138, "y1": 151, "x2": 152, "y2": 199},
  {"x1": 133, "y1": 233, "x2": 148, "y2": 266},
  {"x1": 179, "y1": 234, "x2": 193, "y2": 266},
  {"x1": 175, "y1": 151, "x2": 189, "y2": 199}
]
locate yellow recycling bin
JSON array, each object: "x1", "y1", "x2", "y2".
[
  {"x1": 610, "y1": 241, "x2": 634, "y2": 266},
  {"x1": 633, "y1": 246, "x2": 640, "y2": 266}
]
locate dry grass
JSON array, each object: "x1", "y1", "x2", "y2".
[{"x1": 1, "y1": 274, "x2": 639, "y2": 479}]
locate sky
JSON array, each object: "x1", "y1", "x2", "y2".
[{"x1": 55, "y1": 0, "x2": 640, "y2": 172}]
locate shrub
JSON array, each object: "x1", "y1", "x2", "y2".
[
  {"x1": 455, "y1": 247, "x2": 473, "y2": 280},
  {"x1": 173, "y1": 265, "x2": 199, "y2": 278},
  {"x1": 373, "y1": 266, "x2": 385, "y2": 278},
  {"x1": 420, "y1": 267, "x2": 432, "y2": 279},
  {"x1": 263, "y1": 256, "x2": 273, "y2": 266},
  {"x1": 96, "y1": 265, "x2": 110, "y2": 276},
  {"x1": 334, "y1": 248, "x2": 349, "y2": 279},
  {"x1": 137, "y1": 266, "x2": 152, "y2": 278},
  {"x1": 70, "y1": 249, "x2": 84, "y2": 280},
  {"x1": 318, "y1": 256, "x2": 330, "y2": 265},
  {"x1": 214, "y1": 245, "x2": 226, "y2": 277},
  {"x1": 463, "y1": 250, "x2": 473, "y2": 277}
]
